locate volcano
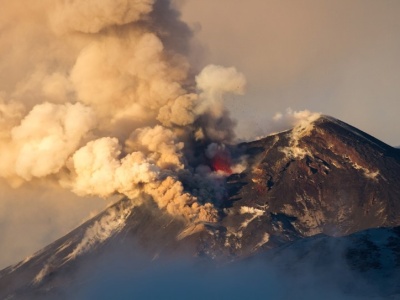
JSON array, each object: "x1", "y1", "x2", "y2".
[{"x1": 1, "y1": 115, "x2": 400, "y2": 299}]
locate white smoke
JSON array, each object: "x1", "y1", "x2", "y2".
[
  {"x1": 196, "y1": 64, "x2": 246, "y2": 117},
  {"x1": 0, "y1": 102, "x2": 96, "y2": 184},
  {"x1": 272, "y1": 108, "x2": 321, "y2": 159},
  {"x1": 272, "y1": 108, "x2": 321, "y2": 132},
  {"x1": 69, "y1": 137, "x2": 159, "y2": 199},
  {"x1": 0, "y1": 0, "x2": 246, "y2": 224}
]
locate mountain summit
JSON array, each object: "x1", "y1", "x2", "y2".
[
  {"x1": 224, "y1": 115, "x2": 400, "y2": 239},
  {"x1": 1, "y1": 115, "x2": 400, "y2": 299}
]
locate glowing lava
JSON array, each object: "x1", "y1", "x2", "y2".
[{"x1": 211, "y1": 149, "x2": 232, "y2": 174}]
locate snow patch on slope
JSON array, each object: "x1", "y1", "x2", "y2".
[
  {"x1": 254, "y1": 233, "x2": 270, "y2": 250},
  {"x1": 240, "y1": 206, "x2": 265, "y2": 229},
  {"x1": 7, "y1": 255, "x2": 34, "y2": 274},
  {"x1": 33, "y1": 264, "x2": 50, "y2": 285},
  {"x1": 352, "y1": 163, "x2": 379, "y2": 181},
  {"x1": 341, "y1": 154, "x2": 380, "y2": 181},
  {"x1": 55, "y1": 241, "x2": 72, "y2": 254},
  {"x1": 65, "y1": 201, "x2": 134, "y2": 261},
  {"x1": 177, "y1": 223, "x2": 206, "y2": 240},
  {"x1": 223, "y1": 206, "x2": 267, "y2": 250},
  {"x1": 31, "y1": 201, "x2": 136, "y2": 285}
]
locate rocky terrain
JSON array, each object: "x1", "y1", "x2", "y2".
[{"x1": 1, "y1": 116, "x2": 400, "y2": 299}]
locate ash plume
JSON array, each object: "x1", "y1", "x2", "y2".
[{"x1": 0, "y1": 0, "x2": 246, "y2": 223}]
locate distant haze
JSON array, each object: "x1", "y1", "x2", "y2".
[{"x1": 179, "y1": 0, "x2": 400, "y2": 146}]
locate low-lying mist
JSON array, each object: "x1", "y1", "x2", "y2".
[{"x1": 58, "y1": 235, "x2": 388, "y2": 300}]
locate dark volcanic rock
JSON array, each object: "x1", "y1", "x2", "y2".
[
  {"x1": 1, "y1": 116, "x2": 400, "y2": 299},
  {"x1": 258, "y1": 226, "x2": 400, "y2": 298},
  {"x1": 223, "y1": 116, "x2": 400, "y2": 242}
]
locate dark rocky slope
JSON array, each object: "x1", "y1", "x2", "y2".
[
  {"x1": 1, "y1": 116, "x2": 400, "y2": 299},
  {"x1": 220, "y1": 115, "x2": 400, "y2": 251}
]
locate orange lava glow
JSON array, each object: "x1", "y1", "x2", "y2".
[{"x1": 211, "y1": 150, "x2": 232, "y2": 174}]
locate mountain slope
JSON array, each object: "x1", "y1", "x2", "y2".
[
  {"x1": 1, "y1": 115, "x2": 400, "y2": 299},
  {"x1": 223, "y1": 115, "x2": 400, "y2": 239},
  {"x1": 258, "y1": 226, "x2": 400, "y2": 299},
  {"x1": 0, "y1": 199, "x2": 190, "y2": 299}
]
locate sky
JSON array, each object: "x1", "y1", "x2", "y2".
[
  {"x1": 179, "y1": 0, "x2": 400, "y2": 146},
  {"x1": 1, "y1": 0, "x2": 400, "y2": 270}
]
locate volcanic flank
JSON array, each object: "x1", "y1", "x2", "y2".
[
  {"x1": 1, "y1": 115, "x2": 400, "y2": 299},
  {"x1": 224, "y1": 115, "x2": 400, "y2": 237},
  {"x1": 1, "y1": 0, "x2": 400, "y2": 298}
]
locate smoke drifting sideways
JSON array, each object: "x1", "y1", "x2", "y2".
[{"x1": 0, "y1": 0, "x2": 247, "y2": 225}]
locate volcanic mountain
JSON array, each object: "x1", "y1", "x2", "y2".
[{"x1": 1, "y1": 115, "x2": 400, "y2": 299}]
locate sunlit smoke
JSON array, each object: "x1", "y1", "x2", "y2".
[
  {"x1": 0, "y1": 0, "x2": 246, "y2": 223},
  {"x1": 272, "y1": 108, "x2": 321, "y2": 131}
]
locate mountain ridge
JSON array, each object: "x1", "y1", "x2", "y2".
[
  {"x1": 2, "y1": 115, "x2": 400, "y2": 299},
  {"x1": 224, "y1": 115, "x2": 400, "y2": 237}
]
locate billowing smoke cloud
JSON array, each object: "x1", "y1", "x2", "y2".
[
  {"x1": 196, "y1": 65, "x2": 246, "y2": 116},
  {"x1": 50, "y1": 0, "x2": 154, "y2": 34},
  {"x1": 272, "y1": 108, "x2": 320, "y2": 128},
  {"x1": 0, "y1": 0, "x2": 246, "y2": 225},
  {"x1": 251, "y1": 108, "x2": 321, "y2": 140},
  {"x1": 2, "y1": 102, "x2": 96, "y2": 184}
]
